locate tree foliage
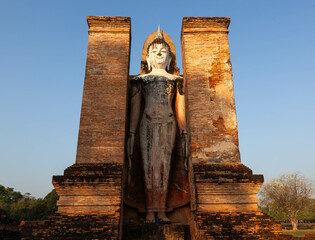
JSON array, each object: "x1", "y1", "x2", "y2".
[
  {"x1": 0, "y1": 185, "x2": 23, "y2": 204},
  {"x1": 259, "y1": 173, "x2": 313, "y2": 230},
  {"x1": 299, "y1": 199, "x2": 315, "y2": 220},
  {"x1": 0, "y1": 185, "x2": 58, "y2": 221}
]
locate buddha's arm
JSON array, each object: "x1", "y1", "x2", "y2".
[
  {"x1": 127, "y1": 90, "x2": 141, "y2": 160},
  {"x1": 175, "y1": 80, "x2": 189, "y2": 165},
  {"x1": 129, "y1": 91, "x2": 141, "y2": 134},
  {"x1": 175, "y1": 82, "x2": 186, "y2": 134}
]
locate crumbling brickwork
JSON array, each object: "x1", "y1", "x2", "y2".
[
  {"x1": 76, "y1": 16, "x2": 131, "y2": 164},
  {"x1": 20, "y1": 214, "x2": 119, "y2": 239},
  {"x1": 20, "y1": 16, "x2": 289, "y2": 239},
  {"x1": 194, "y1": 212, "x2": 282, "y2": 239},
  {"x1": 192, "y1": 164, "x2": 263, "y2": 213},
  {"x1": 188, "y1": 164, "x2": 282, "y2": 239},
  {"x1": 182, "y1": 17, "x2": 283, "y2": 239},
  {"x1": 53, "y1": 164, "x2": 123, "y2": 215},
  {"x1": 20, "y1": 16, "x2": 130, "y2": 239},
  {"x1": 20, "y1": 163, "x2": 123, "y2": 239},
  {"x1": 181, "y1": 17, "x2": 240, "y2": 164}
]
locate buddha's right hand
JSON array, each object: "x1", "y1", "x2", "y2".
[{"x1": 127, "y1": 132, "x2": 135, "y2": 169}]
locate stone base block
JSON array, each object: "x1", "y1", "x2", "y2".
[
  {"x1": 53, "y1": 163, "x2": 123, "y2": 215},
  {"x1": 20, "y1": 163, "x2": 124, "y2": 239},
  {"x1": 20, "y1": 213, "x2": 119, "y2": 240},
  {"x1": 193, "y1": 212, "x2": 282, "y2": 240},
  {"x1": 191, "y1": 163, "x2": 264, "y2": 212},
  {"x1": 189, "y1": 164, "x2": 283, "y2": 239}
]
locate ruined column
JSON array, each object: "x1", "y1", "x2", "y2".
[
  {"x1": 48, "y1": 17, "x2": 130, "y2": 239},
  {"x1": 182, "y1": 17, "x2": 239, "y2": 164},
  {"x1": 181, "y1": 17, "x2": 282, "y2": 239},
  {"x1": 76, "y1": 16, "x2": 131, "y2": 164}
]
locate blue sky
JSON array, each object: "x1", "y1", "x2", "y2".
[{"x1": 0, "y1": 0, "x2": 314, "y2": 198}]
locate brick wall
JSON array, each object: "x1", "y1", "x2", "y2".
[
  {"x1": 192, "y1": 164, "x2": 263, "y2": 213},
  {"x1": 181, "y1": 17, "x2": 283, "y2": 239},
  {"x1": 27, "y1": 17, "x2": 132, "y2": 239},
  {"x1": 53, "y1": 164, "x2": 123, "y2": 216},
  {"x1": 187, "y1": 163, "x2": 283, "y2": 239},
  {"x1": 194, "y1": 212, "x2": 282, "y2": 239},
  {"x1": 76, "y1": 16, "x2": 131, "y2": 164},
  {"x1": 20, "y1": 214, "x2": 120, "y2": 240},
  {"x1": 21, "y1": 16, "x2": 287, "y2": 240},
  {"x1": 181, "y1": 17, "x2": 240, "y2": 164}
]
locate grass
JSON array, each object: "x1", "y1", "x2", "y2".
[{"x1": 282, "y1": 229, "x2": 315, "y2": 237}]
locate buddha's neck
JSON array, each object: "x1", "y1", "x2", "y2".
[{"x1": 149, "y1": 69, "x2": 168, "y2": 76}]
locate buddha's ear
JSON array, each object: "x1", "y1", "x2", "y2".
[
  {"x1": 167, "y1": 56, "x2": 172, "y2": 71},
  {"x1": 146, "y1": 56, "x2": 151, "y2": 71}
]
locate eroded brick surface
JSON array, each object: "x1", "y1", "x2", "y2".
[
  {"x1": 75, "y1": 16, "x2": 131, "y2": 164},
  {"x1": 20, "y1": 16, "x2": 293, "y2": 240},
  {"x1": 181, "y1": 17, "x2": 240, "y2": 164},
  {"x1": 53, "y1": 163, "x2": 123, "y2": 216},
  {"x1": 20, "y1": 163, "x2": 123, "y2": 239},
  {"x1": 20, "y1": 16, "x2": 130, "y2": 239},
  {"x1": 181, "y1": 17, "x2": 284, "y2": 239},
  {"x1": 191, "y1": 164, "x2": 263, "y2": 213},
  {"x1": 188, "y1": 164, "x2": 283, "y2": 239},
  {"x1": 20, "y1": 214, "x2": 119, "y2": 240},
  {"x1": 194, "y1": 212, "x2": 282, "y2": 240}
]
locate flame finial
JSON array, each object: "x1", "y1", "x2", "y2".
[{"x1": 155, "y1": 25, "x2": 163, "y2": 39}]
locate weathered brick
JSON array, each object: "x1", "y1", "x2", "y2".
[
  {"x1": 53, "y1": 163, "x2": 123, "y2": 216},
  {"x1": 182, "y1": 17, "x2": 240, "y2": 164},
  {"x1": 76, "y1": 16, "x2": 131, "y2": 164},
  {"x1": 182, "y1": 18, "x2": 282, "y2": 239},
  {"x1": 21, "y1": 16, "x2": 288, "y2": 240},
  {"x1": 21, "y1": 16, "x2": 130, "y2": 239}
]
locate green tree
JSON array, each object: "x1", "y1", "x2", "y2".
[
  {"x1": 298, "y1": 199, "x2": 315, "y2": 220},
  {"x1": 0, "y1": 185, "x2": 23, "y2": 204},
  {"x1": 0, "y1": 185, "x2": 58, "y2": 221},
  {"x1": 259, "y1": 173, "x2": 313, "y2": 231}
]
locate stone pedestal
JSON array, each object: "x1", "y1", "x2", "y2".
[
  {"x1": 21, "y1": 164, "x2": 123, "y2": 238},
  {"x1": 53, "y1": 164, "x2": 123, "y2": 216},
  {"x1": 189, "y1": 164, "x2": 282, "y2": 239},
  {"x1": 20, "y1": 214, "x2": 119, "y2": 240}
]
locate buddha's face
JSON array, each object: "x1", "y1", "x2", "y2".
[{"x1": 147, "y1": 43, "x2": 171, "y2": 70}]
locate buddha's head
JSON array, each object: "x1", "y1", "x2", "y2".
[{"x1": 146, "y1": 27, "x2": 172, "y2": 71}]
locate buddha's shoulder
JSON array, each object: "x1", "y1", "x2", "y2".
[
  {"x1": 134, "y1": 74, "x2": 182, "y2": 80},
  {"x1": 130, "y1": 75, "x2": 142, "y2": 82},
  {"x1": 131, "y1": 74, "x2": 154, "y2": 82}
]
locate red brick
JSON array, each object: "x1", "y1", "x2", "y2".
[{"x1": 76, "y1": 16, "x2": 131, "y2": 164}]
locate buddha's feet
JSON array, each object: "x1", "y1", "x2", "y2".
[
  {"x1": 157, "y1": 212, "x2": 171, "y2": 223},
  {"x1": 144, "y1": 212, "x2": 155, "y2": 223}
]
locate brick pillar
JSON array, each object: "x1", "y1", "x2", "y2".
[
  {"x1": 76, "y1": 16, "x2": 131, "y2": 164},
  {"x1": 181, "y1": 17, "x2": 240, "y2": 164},
  {"x1": 44, "y1": 17, "x2": 131, "y2": 239},
  {"x1": 53, "y1": 16, "x2": 130, "y2": 214},
  {"x1": 181, "y1": 18, "x2": 282, "y2": 239}
]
